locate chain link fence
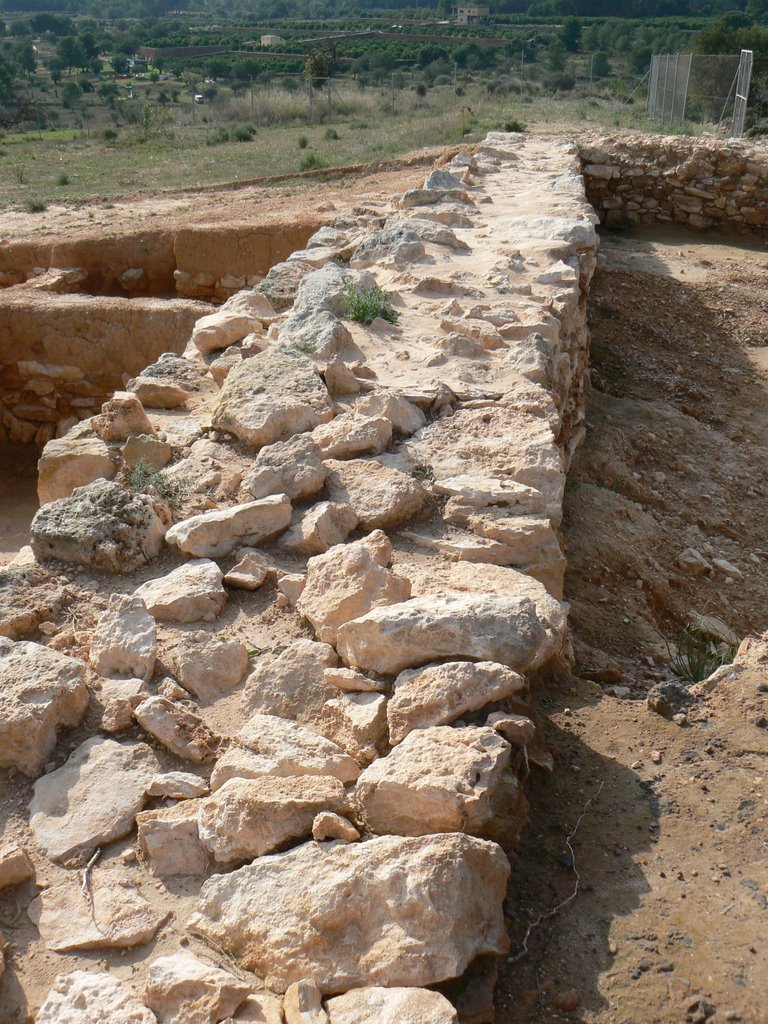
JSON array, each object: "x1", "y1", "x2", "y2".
[{"x1": 647, "y1": 50, "x2": 753, "y2": 138}]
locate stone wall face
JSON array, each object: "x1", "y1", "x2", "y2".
[{"x1": 580, "y1": 133, "x2": 768, "y2": 235}]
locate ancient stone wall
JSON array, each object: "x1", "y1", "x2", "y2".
[{"x1": 580, "y1": 132, "x2": 768, "y2": 235}]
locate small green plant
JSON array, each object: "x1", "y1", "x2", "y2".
[
  {"x1": 56, "y1": 171, "x2": 70, "y2": 186},
  {"x1": 340, "y1": 278, "x2": 399, "y2": 326},
  {"x1": 503, "y1": 119, "x2": 526, "y2": 133},
  {"x1": 103, "y1": 128, "x2": 118, "y2": 141},
  {"x1": 324, "y1": 126, "x2": 339, "y2": 140},
  {"x1": 297, "y1": 134, "x2": 308, "y2": 149},
  {"x1": 292, "y1": 337, "x2": 317, "y2": 354},
  {"x1": 667, "y1": 617, "x2": 737, "y2": 684},
  {"x1": 125, "y1": 459, "x2": 188, "y2": 511},
  {"x1": 12, "y1": 166, "x2": 27, "y2": 185},
  {"x1": 25, "y1": 197, "x2": 47, "y2": 213},
  {"x1": 299, "y1": 153, "x2": 328, "y2": 172}
]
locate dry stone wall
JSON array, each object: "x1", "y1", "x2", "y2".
[
  {"x1": 581, "y1": 131, "x2": 768, "y2": 235},
  {"x1": 0, "y1": 133, "x2": 599, "y2": 1023}
]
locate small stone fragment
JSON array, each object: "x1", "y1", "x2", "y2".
[
  {"x1": 283, "y1": 980, "x2": 328, "y2": 1024},
  {"x1": 312, "y1": 811, "x2": 360, "y2": 843},
  {"x1": 136, "y1": 799, "x2": 209, "y2": 877},
  {"x1": 0, "y1": 844, "x2": 33, "y2": 889},
  {"x1": 147, "y1": 771, "x2": 210, "y2": 799},
  {"x1": 134, "y1": 696, "x2": 223, "y2": 764},
  {"x1": 135, "y1": 559, "x2": 227, "y2": 623},
  {"x1": 89, "y1": 594, "x2": 157, "y2": 682},
  {"x1": 318, "y1": 692, "x2": 388, "y2": 766},
  {"x1": 325, "y1": 987, "x2": 458, "y2": 1023}
]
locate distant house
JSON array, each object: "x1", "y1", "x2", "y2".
[
  {"x1": 261, "y1": 34, "x2": 285, "y2": 46},
  {"x1": 451, "y1": 4, "x2": 490, "y2": 25}
]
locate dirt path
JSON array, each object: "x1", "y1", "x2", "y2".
[{"x1": 497, "y1": 229, "x2": 768, "y2": 1024}]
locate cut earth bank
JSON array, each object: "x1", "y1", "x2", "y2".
[{"x1": 1, "y1": 130, "x2": 767, "y2": 1024}]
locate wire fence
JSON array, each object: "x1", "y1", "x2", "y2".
[{"x1": 647, "y1": 50, "x2": 753, "y2": 138}]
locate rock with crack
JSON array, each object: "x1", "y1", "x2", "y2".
[
  {"x1": 326, "y1": 987, "x2": 458, "y2": 1023},
  {"x1": 134, "y1": 696, "x2": 223, "y2": 764},
  {"x1": 89, "y1": 594, "x2": 157, "y2": 682},
  {"x1": 224, "y1": 550, "x2": 279, "y2": 590},
  {"x1": 355, "y1": 726, "x2": 512, "y2": 838},
  {"x1": 209, "y1": 748, "x2": 283, "y2": 791},
  {"x1": 137, "y1": 798, "x2": 210, "y2": 877},
  {"x1": 244, "y1": 433, "x2": 327, "y2": 502},
  {"x1": 0, "y1": 638, "x2": 89, "y2": 776},
  {"x1": 134, "y1": 559, "x2": 227, "y2": 623},
  {"x1": 387, "y1": 660, "x2": 526, "y2": 744},
  {"x1": 147, "y1": 771, "x2": 209, "y2": 799},
  {"x1": 144, "y1": 951, "x2": 253, "y2": 1024},
  {"x1": 278, "y1": 502, "x2": 358, "y2": 557},
  {"x1": 197, "y1": 775, "x2": 348, "y2": 865},
  {"x1": 212, "y1": 346, "x2": 334, "y2": 447},
  {"x1": 166, "y1": 495, "x2": 292, "y2": 558},
  {"x1": 29, "y1": 737, "x2": 160, "y2": 863},
  {"x1": 349, "y1": 392, "x2": 426, "y2": 435},
  {"x1": 324, "y1": 667, "x2": 386, "y2": 693},
  {"x1": 191, "y1": 309, "x2": 264, "y2": 354},
  {"x1": 174, "y1": 632, "x2": 249, "y2": 702},
  {"x1": 28, "y1": 869, "x2": 168, "y2": 952},
  {"x1": 31, "y1": 479, "x2": 168, "y2": 573},
  {"x1": 317, "y1": 693, "x2": 388, "y2": 766},
  {"x1": 279, "y1": 308, "x2": 354, "y2": 359},
  {"x1": 284, "y1": 980, "x2": 328, "y2": 1024},
  {"x1": 98, "y1": 677, "x2": 150, "y2": 733},
  {"x1": 237, "y1": 713, "x2": 360, "y2": 783},
  {"x1": 36, "y1": 971, "x2": 157, "y2": 1024},
  {"x1": 188, "y1": 833, "x2": 509, "y2": 992},
  {"x1": 323, "y1": 459, "x2": 428, "y2": 531},
  {"x1": 37, "y1": 431, "x2": 116, "y2": 504},
  {"x1": 92, "y1": 391, "x2": 154, "y2": 442},
  {"x1": 127, "y1": 353, "x2": 203, "y2": 409},
  {"x1": 297, "y1": 532, "x2": 411, "y2": 646},
  {"x1": 312, "y1": 414, "x2": 392, "y2": 460},
  {"x1": 241, "y1": 639, "x2": 340, "y2": 725},
  {"x1": 349, "y1": 223, "x2": 425, "y2": 268}
]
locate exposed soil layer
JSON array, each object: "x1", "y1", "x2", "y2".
[{"x1": 497, "y1": 229, "x2": 768, "y2": 1024}]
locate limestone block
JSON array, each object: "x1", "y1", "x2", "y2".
[
  {"x1": 323, "y1": 458, "x2": 428, "y2": 531},
  {"x1": 192, "y1": 310, "x2": 262, "y2": 354},
  {"x1": 147, "y1": 771, "x2": 209, "y2": 799},
  {"x1": 312, "y1": 414, "x2": 392, "y2": 459},
  {"x1": 166, "y1": 495, "x2": 292, "y2": 558},
  {"x1": 134, "y1": 696, "x2": 223, "y2": 764},
  {"x1": 36, "y1": 971, "x2": 156, "y2": 1024},
  {"x1": 279, "y1": 308, "x2": 354, "y2": 359},
  {"x1": 134, "y1": 559, "x2": 227, "y2": 623},
  {"x1": 224, "y1": 551, "x2": 274, "y2": 590},
  {"x1": 122, "y1": 434, "x2": 173, "y2": 470},
  {"x1": 174, "y1": 631, "x2": 249, "y2": 701},
  {"x1": 238, "y1": 713, "x2": 360, "y2": 784},
  {"x1": 284, "y1": 980, "x2": 328, "y2": 1024},
  {"x1": 92, "y1": 391, "x2": 154, "y2": 442},
  {"x1": 145, "y1": 951, "x2": 252, "y2": 1024},
  {"x1": 0, "y1": 844, "x2": 33, "y2": 889},
  {"x1": 136, "y1": 799, "x2": 209, "y2": 877},
  {"x1": 312, "y1": 812, "x2": 360, "y2": 843},
  {"x1": 317, "y1": 692, "x2": 388, "y2": 766},
  {"x1": 37, "y1": 432, "x2": 115, "y2": 504},
  {"x1": 351, "y1": 392, "x2": 426, "y2": 435},
  {"x1": 326, "y1": 987, "x2": 458, "y2": 1023},
  {"x1": 89, "y1": 594, "x2": 157, "y2": 682},
  {"x1": 278, "y1": 501, "x2": 358, "y2": 557},
  {"x1": 244, "y1": 433, "x2": 327, "y2": 501},
  {"x1": 242, "y1": 638, "x2": 340, "y2": 725}
]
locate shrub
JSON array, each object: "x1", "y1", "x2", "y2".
[
  {"x1": 341, "y1": 278, "x2": 398, "y2": 325},
  {"x1": 300, "y1": 153, "x2": 328, "y2": 172},
  {"x1": 667, "y1": 617, "x2": 737, "y2": 684},
  {"x1": 503, "y1": 119, "x2": 526, "y2": 133},
  {"x1": 298, "y1": 134, "x2": 308, "y2": 148},
  {"x1": 415, "y1": 82, "x2": 427, "y2": 97},
  {"x1": 324, "y1": 126, "x2": 339, "y2": 140},
  {"x1": 232, "y1": 123, "x2": 256, "y2": 142},
  {"x1": 25, "y1": 197, "x2": 47, "y2": 213},
  {"x1": 103, "y1": 128, "x2": 118, "y2": 141},
  {"x1": 56, "y1": 171, "x2": 70, "y2": 185},
  {"x1": 125, "y1": 459, "x2": 188, "y2": 511}
]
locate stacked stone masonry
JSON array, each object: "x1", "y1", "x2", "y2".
[{"x1": 1, "y1": 133, "x2": 600, "y2": 1022}]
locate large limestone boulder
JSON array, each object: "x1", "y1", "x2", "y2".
[
  {"x1": 174, "y1": 632, "x2": 249, "y2": 702},
  {"x1": 241, "y1": 639, "x2": 339, "y2": 725},
  {"x1": 29, "y1": 737, "x2": 160, "y2": 863},
  {"x1": 336, "y1": 577, "x2": 565, "y2": 677},
  {"x1": 188, "y1": 833, "x2": 510, "y2": 992},
  {"x1": 326, "y1": 987, "x2": 458, "y2": 1023},
  {"x1": 28, "y1": 869, "x2": 168, "y2": 952},
  {"x1": 37, "y1": 432, "x2": 115, "y2": 504},
  {"x1": 191, "y1": 309, "x2": 262, "y2": 354},
  {"x1": 134, "y1": 559, "x2": 227, "y2": 623},
  {"x1": 89, "y1": 594, "x2": 157, "y2": 682},
  {"x1": 212, "y1": 346, "x2": 334, "y2": 447},
  {"x1": 238, "y1": 713, "x2": 360, "y2": 783},
  {"x1": 36, "y1": 971, "x2": 156, "y2": 1024},
  {"x1": 166, "y1": 495, "x2": 292, "y2": 557},
  {"x1": 279, "y1": 308, "x2": 354, "y2": 359},
  {"x1": 323, "y1": 459, "x2": 428, "y2": 531},
  {"x1": 197, "y1": 775, "x2": 347, "y2": 865},
  {"x1": 297, "y1": 531, "x2": 411, "y2": 645},
  {"x1": 387, "y1": 660, "x2": 526, "y2": 744},
  {"x1": 144, "y1": 951, "x2": 252, "y2": 1024},
  {"x1": 243, "y1": 433, "x2": 327, "y2": 501},
  {"x1": 30, "y1": 479, "x2": 168, "y2": 573},
  {"x1": 0, "y1": 638, "x2": 88, "y2": 776},
  {"x1": 355, "y1": 726, "x2": 512, "y2": 837}
]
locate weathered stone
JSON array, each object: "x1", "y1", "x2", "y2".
[
  {"x1": 224, "y1": 551, "x2": 274, "y2": 590},
  {"x1": 312, "y1": 812, "x2": 360, "y2": 843},
  {"x1": 135, "y1": 559, "x2": 227, "y2": 623},
  {"x1": 126, "y1": 353, "x2": 204, "y2": 409},
  {"x1": 136, "y1": 799, "x2": 209, "y2": 877},
  {"x1": 324, "y1": 357, "x2": 360, "y2": 396},
  {"x1": 677, "y1": 547, "x2": 711, "y2": 576},
  {"x1": 324, "y1": 667, "x2": 386, "y2": 693},
  {"x1": 255, "y1": 259, "x2": 314, "y2": 312},
  {"x1": 0, "y1": 638, "x2": 88, "y2": 776},
  {"x1": 197, "y1": 775, "x2": 347, "y2": 865},
  {"x1": 244, "y1": 433, "x2": 327, "y2": 501},
  {"x1": 188, "y1": 833, "x2": 510, "y2": 992},
  {"x1": 31, "y1": 479, "x2": 168, "y2": 573},
  {"x1": 92, "y1": 391, "x2": 155, "y2": 442},
  {"x1": 166, "y1": 495, "x2": 292, "y2": 558},
  {"x1": 387, "y1": 660, "x2": 526, "y2": 744},
  {"x1": 350, "y1": 223, "x2": 425, "y2": 267},
  {"x1": 279, "y1": 308, "x2": 354, "y2": 359},
  {"x1": 313, "y1": 414, "x2": 392, "y2": 459},
  {"x1": 0, "y1": 844, "x2": 33, "y2": 889},
  {"x1": 28, "y1": 870, "x2": 168, "y2": 951},
  {"x1": 36, "y1": 971, "x2": 156, "y2": 1024},
  {"x1": 294, "y1": 264, "x2": 375, "y2": 317},
  {"x1": 238, "y1": 713, "x2": 360, "y2": 784},
  {"x1": 134, "y1": 696, "x2": 223, "y2": 764},
  {"x1": 29, "y1": 737, "x2": 160, "y2": 863},
  {"x1": 37, "y1": 433, "x2": 115, "y2": 504},
  {"x1": 318, "y1": 693, "x2": 388, "y2": 766},
  {"x1": 221, "y1": 993, "x2": 283, "y2": 1024},
  {"x1": 147, "y1": 771, "x2": 209, "y2": 799},
  {"x1": 355, "y1": 726, "x2": 512, "y2": 837},
  {"x1": 174, "y1": 631, "x2": 249, "y2": 702},
  {"x1": 323, "y1": 458, "x2": 428, "y2": 531},
  {"x1": 401, "y1": 188, "x2": 473, "y2": 208},
  {"x1": 209, "y1": 748, "x2": 283, "y2": 791},
  {"x1": 0, "y1": 564, "x2": 66, "y2": 640},
  {"x1": 221, "y1": 288, "x2": 277, "y2": 321},
  {"x1": 351, "y1": 392, "x2": 426, "y2": 435},
  {"x1": 284, "y1": 980, "x2": 328, "y2": 1024},
  {"x1": 337, "y1": 583, "x2": 565, "y2": 677},
  {"x1": 122, "y1": 434, "x2": 173, "y2": 471},
  {"x1": 278, "y1": 573, "x2": 305, "y2": 605},
  {"x1": 297, "y1": 532, "x2": 411, "y2": 645},
  {"x1": 326, "y1": 987, "x2": 458, "y2": 1024},
  {"x1": 279, "y1": 502, "x2": 358, "y2": 557},
  {"x1": 145, "y1": 951, "x2": 252, "y2": 1024},
  {"x1": 192, "y1": 310, "x2": 262, "y2": 354},
  {"x1": 212, "y1": 346, "x2": 334, "y2": 447},
  {"x1": 425, "y1": 169, "x2": 465, "y2": 190},
  {"x1": 98, "y1": 677, "x2": 149, "y2": 733},
  {"x1": 90, "y1": 594, "x2": 157, "y2": 682},
  {"x1": 242, "y1": 639, "x2": 340, "y2": 725}
]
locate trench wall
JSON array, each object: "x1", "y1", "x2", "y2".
[{"x1": 580, "y1": 132, "x2": 768, "y2": 235}]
